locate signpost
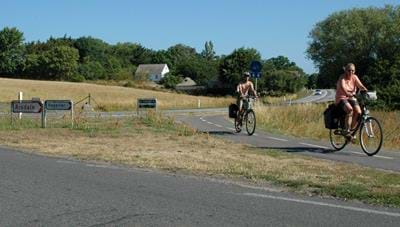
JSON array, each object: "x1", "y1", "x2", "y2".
[
  {"x1": 43, "y1": 100, "x2": 74, "y2": 128},
  {"x1": 250, "y1": 60, "x2": 262, "y2": 91},
  {"x1": 11, "y1": 100, "x2": 43, "y2": 113},
  {"x1": 11, "y1": 100, "x2": 44, "y2": 127},
  {"x1": 137, "y1": 98, "x2": 157, "y2": 114},
  {"x1": 45, "y1": 100, "x2": 72, "y2": 110}
]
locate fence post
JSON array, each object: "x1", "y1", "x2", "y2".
[{"x1": 18, "y1": 91, "x2": 23, "y2": 119}]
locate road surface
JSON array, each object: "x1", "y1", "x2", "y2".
[{"x1": 1, "y1": 147, "x2": 399, "y2": 226}]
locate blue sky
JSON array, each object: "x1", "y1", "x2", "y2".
[{"x1": 1, "y1": 0, "x2": 399, "y2": 74}]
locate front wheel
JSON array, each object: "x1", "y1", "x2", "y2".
[
  {"x1": 245, "y1": 110, "x2": 256, "y2": 135},
  {"x1": 360, "y1": 117, "x2": 383, "y2": 156},
  {"x1": 329, "y1": 129, "x2": 348, "y2": 151}
]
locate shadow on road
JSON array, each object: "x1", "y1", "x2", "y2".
[
  {"x1": 201, "y1": 130, "x2": 235, "y2": 136},
  {"x1": 257, "y1": 146, "x2": 337, "y2": 154}
]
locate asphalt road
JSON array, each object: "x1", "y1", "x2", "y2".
[
  {"x1": 175, "y1": 112, "x2": 400, "y2": 172},
  {"x1": 290, "y1": 89, "x2": 335, "y2": 104},
  {"x1": 1, "y1": 147, "x2": 399, "y2": 226}
]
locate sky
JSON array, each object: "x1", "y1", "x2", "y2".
[{"x1": 1, "y1": 0, "x2": 399, "y2": 74}]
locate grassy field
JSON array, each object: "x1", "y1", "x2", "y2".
[
  {"x1": 255, "y1": 104, "x2": 400, "y2": 151},
  {"x1": 0, "y1": 113, "x2": 399, "y2": 207},
  {"x1": 0, "y1": 78, "x2": 233, "y2": 111}
]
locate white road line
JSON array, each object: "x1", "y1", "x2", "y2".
[
  {"x1": 299, "y1": 143, "x2": 329, "y2": 149},
  {"x1": 207, "y1": 122, "x2": 214, "y2": 125},
  {"x1": 374, "y1": 155, "x2": 394, "y2": 160},
  {"x1": 350, "y1": 151, "x2": 393, "y2": 160},
  {"x1": 350, "y1": 151, "x2": 364, "y2": 156},
  {"x1": 57, "y1": 160, "x2": 78, "y2": 164},
  {"x1": 242, "y1": 192, "x2": 400, "y2": 217},
  {"x1": 227, "y1": 127, "x2": 235, "y2": 131},
  {"x1": 214, "y1": 124, "x2": 223, "y2": 128},
  {"x1": 266, "y1": 136, "x2": 288, "y2": 142}
]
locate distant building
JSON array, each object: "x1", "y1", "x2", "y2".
[
  {"x1": 176, "y1": 77, "x2": 197, "y2": 87},
  {"x1": 135, "y1": 64, "x2": 169, "y2": 82}
]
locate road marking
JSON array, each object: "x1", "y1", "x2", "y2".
[
  {"x1": 57, "y1": 160, "x2": 78, "y2": 165},
  {"x1": 350, "y1": 151, "x2": 364, "y2": 156},
  {"x1": 299, "y1": 143, "x2": 329, "y2": 149},
  {"x1": 227, "y1": 127, "x2": 235, "y2": 131},
  {"x1": 374, "y1": 155, "x2": 394, "y2": 160},
  {"x1": 214, "y1": 124, "x2": 222, "y2": 128},
  {"x1": 242, "y1": 192, "x2": 400, "y2": 217},
  {"x1": 266, "y1": 136, "x2": 288, "y2": 142}
]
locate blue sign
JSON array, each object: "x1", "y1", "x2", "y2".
[{"x1": 250, "y1": 60, "x2": 262, "y2": 78}]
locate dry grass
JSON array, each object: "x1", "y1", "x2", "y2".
[
  {"x1": 255, "y1": 104, "x2": 400, "y2": 151},
  {"x1": 0, "y1": 78, "x2": 233, "y2": 111},
  {"x1": 0, "y1": 114, "x2": 399, "y2": 207}
]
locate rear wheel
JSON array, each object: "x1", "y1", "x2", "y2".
[
  {"x1": 234, "y1": 116, "x2": 242, "y2": 133},
  {"x1": 360, "y1": 117, "x2": 383, "y2": 156},
  {"x1": 329, "y1": 129, "x2": 347, "y2": 151},
  {"x1": 245, "y1": 110, "x2": 256, "y2": 135}
]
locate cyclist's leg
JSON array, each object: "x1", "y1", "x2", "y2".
[
  {"x1": 236, "y1": 98, "x2": 244, "y2": 122},
  {"x1": 349, "y1": 99, "x2": 361, "y2": 130},
  {"x1": 339, "y1": 100, "x2": 354, "y2": 139}
]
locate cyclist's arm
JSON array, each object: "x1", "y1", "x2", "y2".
[
  {"x1": 249, "y1": 82, "x2": 258, "y2": 97},
  {"x1": 354, "y1": 75, "x2": 367, "y2": 91}
]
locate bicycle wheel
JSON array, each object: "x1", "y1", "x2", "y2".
[
  {"x1": 329, "y1": 129, "x2": 347, "y2": 151},
  {"x1": 234, "y1": 116, "x2": 242, "y2": 133},
  {"x1": 360, "y1": 117, "x2": 383, "y2": 156},
  {"x1": 245, "y1": 109, "x2": 256, "y2": 135}
]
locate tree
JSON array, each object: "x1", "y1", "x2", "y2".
[
  {"x1": 165, "y1": 44, "x2": 198, "y2": 70},
  {"x1": 41, "y1": 45, "x2": 79, "y2": 81},
  {"x1": 0, "y1": 27, "x2": 25, "y2": 75},
  {"x1": 176, "y1": 57, "x2": 218, "y2": 86},
  {"x1": 306, "y1": 73, "x2": 318, "y2": 89},
  {"x1": 201, "y1": 41, "x2": 216, "y2": 60},
  {"x1": 160, "y1": 74, "x2": 182, "y2": 89},
  {"x1": 218, "y1": 47, "x2": 261, "y2": 89},
  {"x1": 307, "y1": 5, "x2": 400, "y2": 108},
  {"x1": 74, "y1": 36, "x2": 109, "y2": 63}
]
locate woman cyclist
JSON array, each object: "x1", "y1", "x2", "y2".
[{"x1": 335, "y1": 63, "x2": 368, "y2": 140}]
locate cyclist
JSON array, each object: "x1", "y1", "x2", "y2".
[
  {"x1": 236, "y1": 72, "x2": 258, "y2": 122},
  {"x1": 335, "y1": 63, "x2": 368, "y2": 139}
]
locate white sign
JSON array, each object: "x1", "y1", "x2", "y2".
[
  {"x1": 11, "y1": 100, "x2": 43, "y2": 113},
  {"x1": 45, "y1": 100, "x2": 72, "y2": 110}
]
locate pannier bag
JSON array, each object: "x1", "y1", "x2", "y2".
[
  {"x1": 229, "y1": 103, "x2": 239, "y2": 118},
  {"x1": 323, "y1": 104, "x2": 339, "y2": 129}
]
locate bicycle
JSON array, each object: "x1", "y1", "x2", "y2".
[
  {"x1": 234, "y1": 95, "x2": 256, "y2": 135},
  {"x1": 329, "y1": 91, "x2": 383, "y2": 156}
]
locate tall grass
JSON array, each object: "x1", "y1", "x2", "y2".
[
  {"x1": 255, "y1": 104, "x2": 400, "y2": 151},
  {"x1": 0, "y1": 78, "x2": 233, "y2": 111}
]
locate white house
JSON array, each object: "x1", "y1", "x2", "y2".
[{"x1": 135, "y1": 64, "x2": 169, "y2": 82}]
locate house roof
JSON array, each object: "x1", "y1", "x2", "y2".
[
  {"x1": 176, "y1": 77, "x2": 197, "y2": 86},
  {"x1": 136, "y1": 64, "x2": 168, "y2": 75}
]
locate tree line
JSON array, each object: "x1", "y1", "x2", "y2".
[
  {"x1": 1, "y1": 5, "x2": 399, "y2": 109},
  {"x1": 0, "y1": 28, "x2": 307, "y2": 96}
]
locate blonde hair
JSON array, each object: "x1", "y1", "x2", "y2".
[{"x1": 344, "y1": 63, "x2": 355, "y2": 72}]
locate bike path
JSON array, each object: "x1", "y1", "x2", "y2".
[{"x1": 175, "y1": 113, "x2": 400, "y2": 172}]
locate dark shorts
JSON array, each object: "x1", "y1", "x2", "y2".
[{"x1": 338, "y1": 99, "x2": 359, "y2": 111}]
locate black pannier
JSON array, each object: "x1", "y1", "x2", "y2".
[
  {"x1": 323, "y1": 104, "x2": 343, "y2": 129},
  {"x1": 229, "y1": 103, "x2": 239, "y2": 118}
]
